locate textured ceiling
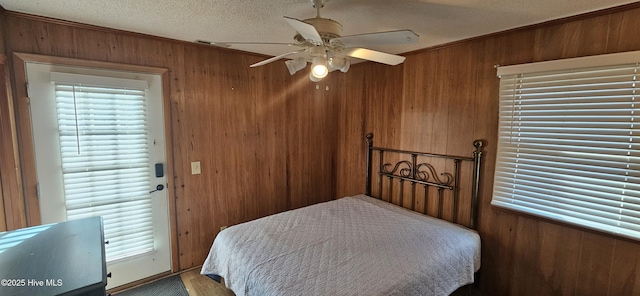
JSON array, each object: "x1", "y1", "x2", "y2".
[{"x1": 0, "y1": 0, "x2": 637, "y2": 59}]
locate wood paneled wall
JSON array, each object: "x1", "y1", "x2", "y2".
[
  {"x1": 4, "y1": 3, "x2": 640, "y2": 295},
  {"x1": 336, "y1": 4, "x2": 640, "y2": 296},
  {"x1": 1, "y1": 12, "x2": 337, "y2": 270}
]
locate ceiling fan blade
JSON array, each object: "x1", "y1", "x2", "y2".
[
  {"x1": 211, "y1": 42, "x2": 299, "y2": 47},
  {"x1": 250, "y1": 51, "x2": 302, "y2": 67},
  {"x1": 332, "y1": 30, "x2": 419, "y2": 48},
  {"x1": 345, "y1": 48, "x2": 406, "y2": 66},
  {"x1": 284, "y1": 17, "x2": 323, "y2": 44},
  {"x1": 197, "y1": 40, "x2": 299, "y2": 48}
]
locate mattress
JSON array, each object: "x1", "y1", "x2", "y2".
[{"x1": 201, "y1": 194, "x2": 481, "y2": 296}]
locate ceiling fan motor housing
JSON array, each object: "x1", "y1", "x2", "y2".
[{"x1": 294, "y1": 17, "x2": 343, "y2": 43}]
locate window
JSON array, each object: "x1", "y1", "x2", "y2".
[
  {"x1": 51, "y1": 72, "x2": 154, "y2": 261},
  {"x1": 492, "y1": 51, "x2": 640, "y2": 240}
]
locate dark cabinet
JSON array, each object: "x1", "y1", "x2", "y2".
[{"x1": 0, "y1": 217, "x2": 107, "y2": 295}]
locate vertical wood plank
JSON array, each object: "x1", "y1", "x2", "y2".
[
  {"x1": 609, "y1": 239, "x2": 640, "y2": 296},
  {"x1": 252, "y1": 65, "x2": 288, "y2": 216},
  {"x1": 335, "y1": 66, "x2": 365, "y2": 198},
  {"x1": 507, "y1": 217, "x2": 542, "y2": 295},
  {"x1": 575, "y1": 232, "x2": 614, "y2": 296},
  {"x1": 536, "y1": 223, "x2": 582, "y2": 296},
  {"x1": 606, "y1": 8, "x2": 640, "y2": 53}
]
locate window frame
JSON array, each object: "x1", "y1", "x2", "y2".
[{"x1": 492, "y1": 50, "x2": 640, "y2": 240}]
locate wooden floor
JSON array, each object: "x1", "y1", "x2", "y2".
[
  {"x1": 180, "y1": 269, "x2": 235, "y2": 296},
  {"x1": 178, "y1": 268, "x2": 487, "y2": 296}
]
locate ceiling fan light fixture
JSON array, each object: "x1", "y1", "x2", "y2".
[
  {"x1": 328, "y1": 57, "x2": 350, "y2": 73},
  {"x1": 311, "y1": 56, "x2": 329, "y2": 79},
  {"x1": 235, "y1": 1, "x2": 419, "y2": 77},
  {"x1": 309, "y1": 71, "x2": 322, "y2": 82},
  {"x1": 285, "y1": 58, "x2": 307, "y2": 75}
]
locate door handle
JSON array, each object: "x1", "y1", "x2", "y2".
[{"x1": 150, "y1": 184, "x2": 165, "y2": 193}]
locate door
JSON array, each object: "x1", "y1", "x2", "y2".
[{"x1": 25, "y1": 62, "x2": 171, "y2": 289}]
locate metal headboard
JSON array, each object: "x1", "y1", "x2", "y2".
[{"x1": 365, "y1": 133, "x2": 483, "y2": 229}]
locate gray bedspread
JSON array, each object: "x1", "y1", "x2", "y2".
[{"x1": 201, "y1": 194, "x2": 480, "y2": 296}]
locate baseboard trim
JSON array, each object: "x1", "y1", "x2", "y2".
[
  {"x1": 106, "y1": 265, "x2": 204, "y2": 294},
  {"x1": 107, "y1": 271, "x2": 172, "y2": 294}
]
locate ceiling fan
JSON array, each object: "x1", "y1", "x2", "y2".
[{"x1": 213, "y1": 0, "x2": 419, "y2": 81}]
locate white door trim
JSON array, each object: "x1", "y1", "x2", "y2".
[{"x1": 24, "y1": 61, "x2": 172, "y2": 289}]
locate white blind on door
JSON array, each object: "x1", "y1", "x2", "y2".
[
  {"x1": 54, "y1": 82, "x2": 155, "y2": 262},
  {"x1": 492, "y1": 56, "x2": 640, "y2": 240}
]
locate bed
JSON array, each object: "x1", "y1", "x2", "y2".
[{"x1": 201, "y1": 134, "x2": 484, "y2": 296}]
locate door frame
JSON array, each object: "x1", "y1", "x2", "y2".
[
  {"x1": 11, "y1": 52, "x2": 179, "y2": 272},
  {"x1": 0, "y1": 53, "x2": 15, "y2": 232}
]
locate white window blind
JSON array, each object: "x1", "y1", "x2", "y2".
[
  {"x1": 53, "y1": 81, "x2": 155, "y2": 262},
  {"x1": 492, "y1": 52, "x2": 640, "y2": 240}
]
